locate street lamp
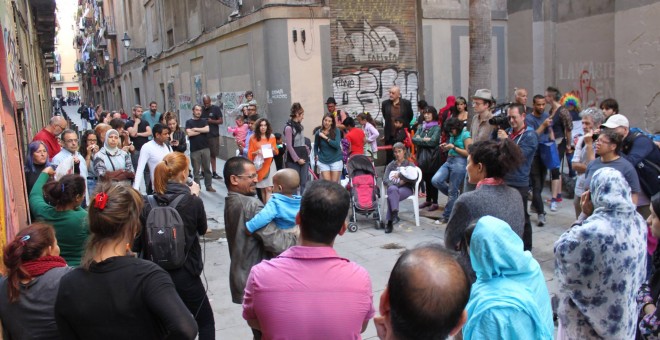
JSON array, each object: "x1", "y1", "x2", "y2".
[
  {"x1": 121, "y1": 32, "x2": 146, "y2": 57},
  {"x1": 104, "y1": 51, "x2": 110, "y2": 61}
]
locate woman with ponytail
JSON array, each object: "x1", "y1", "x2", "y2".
[
  {"x1": 0, "y1": 223, "x2": 71, "y2": 339},
  {"x1": 445, "y1": 139, "x2": 525, "y2": 255},
  {"x1": 29, "y1": 166, "x2": 88, "y2": 266},
  {"x1": 137, "y1": 152, "x2": 215, "y2": 339},
  {"x1": 54, "y1": 181, "x2": 197, "y2": 339}
]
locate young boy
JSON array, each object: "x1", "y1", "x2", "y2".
[
  {"x1": 393, "y1": 118, "x2": 407, "y2": 145},
  {"x1": 246, "y1": 169, "x2": 301, "y2": 234},
  {"x1": 273, "y1": 133, "x2": 285, "y2": 170}
]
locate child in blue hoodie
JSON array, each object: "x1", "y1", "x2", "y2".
[{"x1": 246, "y1": 168, "x2": 301, "y2": 234}]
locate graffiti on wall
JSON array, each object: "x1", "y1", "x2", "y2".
[
  {"x1": 330, "y1": 0, "x2": 419, "y2": 122},
  {"x1": 0, "y1": 23, "x2": 19, "y2": 245},
  {"x1": 193, "y1": 74, "x2": 203, "y2": 105},
  {"x1": 167, "y1": 81, "x2": 175, "y2": 112},
  {"x1": 212, "y1": 91, "x2": 249, "y2": 137},
  {"x1": 333, "y1": 67, "x2": 418, "y2": 120},
  {"x1": 337, "y1": 21, "x2": 399, "y2": 63},
  {"x1": 559, "y1": 61, "x2": 615, "y2": 107}
]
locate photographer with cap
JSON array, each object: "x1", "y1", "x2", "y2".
[{"x1": 603, "y1": 114, "x2": 660, "y2": 218}]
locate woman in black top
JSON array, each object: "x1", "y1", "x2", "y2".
[
  {"x1": 138, "y1": 152, "x2": 215, "y2": 340},
  {"x1": 164, "y1": 112, "x2": 188, "y2": 153},
  {"x1": 24, "y1": 141, "x2": 51, "y2": 197},
  {"x1": 54, "y1": 181, "x2": 197, "y2": 340}
]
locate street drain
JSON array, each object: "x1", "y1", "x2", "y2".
[{"x1": 381, "y1": 243, "x2": 404, "y2": 250}]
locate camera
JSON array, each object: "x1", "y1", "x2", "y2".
[{"x1": 488, "y1": 115, "x2": 509, "y2": 128}]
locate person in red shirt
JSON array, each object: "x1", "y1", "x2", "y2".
[
  {"x1": 344, "y1": 117, "x2": 365, "y2": 156},
  {"x1": 33, "y1": 116, "x2": 68, "y2": 161}
]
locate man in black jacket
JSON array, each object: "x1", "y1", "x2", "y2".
[{"x1": 382, "y1": 86, "x2": 413, "y2": 163}]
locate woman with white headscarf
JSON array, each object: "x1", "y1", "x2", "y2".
[
  {"x1": 554, "y1": 167, "x2": 646, "y2": 339},
  {"x1": 93, "y1": 129, "x2": 135, "y2": 185}
]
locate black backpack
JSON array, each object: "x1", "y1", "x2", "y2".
[{"x1": 144, "y1": 195, "x2": 187, "y2": 270}]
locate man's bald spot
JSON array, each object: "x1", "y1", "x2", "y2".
[
  {"x1": 273, "y1": 168, "x2": 300, "y2": 194},
  {"x1": 50, "y1": 116, "x2": 65, "y2": 126},
  {"x1": 398, "y1": 247, "x2": 468, "y2": 302},
  {"x1": 390, "y1": 86, "x2": 400, "y2": 95}
]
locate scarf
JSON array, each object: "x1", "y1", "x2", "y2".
[
  {"x1": 104, "y1": 129, "x2": 120, "y2": 155},
  {"x1": 508, "y1": 124, "x2": 527, "y2": 142},
  {"x1": 22, "y1": 256, "x2": 67, "y2": 277},
  {"x1": 476, "y1": 177, "x2": 504, "y2": 189},
  {"x1": 422, "y1": 120, "x2": 438, "y2": 130},
  {"x1": 286, "y1": 119, "x2": 303, "y2": 134}
]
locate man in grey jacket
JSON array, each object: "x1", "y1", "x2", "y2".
[{"x1": 223, "y1": 156, "x2": 297, "y2": 338}]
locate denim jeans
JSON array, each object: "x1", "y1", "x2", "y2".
[{"x1": 431, "y1": 156, "x2": 467, "y2": 219}]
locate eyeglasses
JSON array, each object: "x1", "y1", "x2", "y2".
[
  {"x1": 58, "y1": 124, "x2": 68, "y2": 130},
  {"x1": 595, "y1": 138, "x2": 613, "y2": 145},
  {"x1": 235, "y1": 173, "x2": 258, "y2": 180},
  {"x1": 87, "y1": 139, "x2": 98, "y2": 143}
]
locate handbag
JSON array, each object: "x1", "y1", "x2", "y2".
[
  {"x1": 254, "y1": 154, "x2": 264, "y2": 171},
  {"x1": 538, "y1": 142, "x2": 560, "y2": 170},
  {"x1": 416, "y1": 146, "x2": 441, "y2": 174}
]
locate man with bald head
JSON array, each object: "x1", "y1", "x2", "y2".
[
  {"x1": 32, "y1": 116, "x2": 68, "y2": 161},
  {"x1": 514, "y1": 88, "x2": 533, "y2": 115},
  {"x1": 374, "y1": 244, "x2": 470, "y2": 340},
  {"x1": 201, "y1": 94, "x2": 224, "y2": 179},
  {"x1": 382, "y1": 86, "x2": 413, "y2": 163}
]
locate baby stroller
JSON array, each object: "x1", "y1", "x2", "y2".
[{"x1": 345, "y1": 154, "x2": 383, "y2": 232}]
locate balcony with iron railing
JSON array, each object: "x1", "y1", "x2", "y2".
[{"x1": 104, "y1": 16, "x2": 116, "y2": 38}]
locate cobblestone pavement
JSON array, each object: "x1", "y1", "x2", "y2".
[{"x1": 64, "y1": 106, "x2": 573, "y2": 338}]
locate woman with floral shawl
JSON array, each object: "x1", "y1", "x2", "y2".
[{"x1": 555, "y1": 167, "x2": 646, "y2": 339}]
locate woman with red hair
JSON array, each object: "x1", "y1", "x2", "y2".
[{"x1": 0, "y1": 223, "x2": 71, "y2": 339}]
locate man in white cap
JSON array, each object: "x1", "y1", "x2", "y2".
[
  {"x1": 604, "y1": 114, "x2": 660, "y2": 217},
  {"x1": 469, "y1": 89, "x2": 496, "y2": 143}
]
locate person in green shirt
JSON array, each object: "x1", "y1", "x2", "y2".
[{"x1": 29, "y1": 168, "x2": 89, "y2": 266}]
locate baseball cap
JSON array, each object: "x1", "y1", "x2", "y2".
[{"x1": 600, "y1": 114, "x2": 629, "y2": 129}]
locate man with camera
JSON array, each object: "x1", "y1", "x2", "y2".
[{"x1": 497, "y1": 104, "x2": 538, "y2": 251}]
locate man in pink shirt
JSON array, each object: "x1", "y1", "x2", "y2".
[
  {"x1": 243, "y1": 180, "x2": 375, "y2": 339},
  {"x1": 32, "y1": 116, "x2": 68, "y2": 161}
]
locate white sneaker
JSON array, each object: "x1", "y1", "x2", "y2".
[
  {"x1": 538, "y1": 214, "x2": 546, "y2": 227},
  {"x1": 550, "y1": 201, "x2": 558, "y2": 212}
]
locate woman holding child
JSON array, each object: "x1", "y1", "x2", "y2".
[
  {"x1": 314, "y1": 113, "x2": 343, "y2": 182},
  {"x1": 137, "y1": 152, "x2": 215, "y2": 339},
  {"x1": 248, "y1": 118, "x2": 278, "y2": 203},
  {"x1": 382, "y1": 142, "x2": 417, "y2": 234}
]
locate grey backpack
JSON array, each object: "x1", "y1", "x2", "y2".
[{"x1": 144, "y1": 195, "x2": 186, "y2": 270}]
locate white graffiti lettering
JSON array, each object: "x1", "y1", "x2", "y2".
[{"x1": 332, "y1": 68, "x2": 418, "y2": 121}]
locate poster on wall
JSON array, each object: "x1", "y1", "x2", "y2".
[
  {"x1": 178, "y1": 94, "x2": 193, "y2": 123},
  {"x1": 329, "y1": 0, "x2": 419, "y2": 121}
]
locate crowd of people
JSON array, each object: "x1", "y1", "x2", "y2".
[{"x1": 2, "y1": 83, "x2": 660, "y2": 339}]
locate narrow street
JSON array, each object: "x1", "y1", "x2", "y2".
[{"x1": 63, "y1": 105, "x2": 576, "y2": 338}]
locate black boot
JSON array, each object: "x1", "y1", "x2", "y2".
[
  {"x1": 392, "y1": 210, "x2": 400, "y2": 225},
  {"x1": 385, "y1": 221, "x2": 393, "y2": 234}
]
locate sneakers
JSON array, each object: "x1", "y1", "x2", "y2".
[
  {"x1": 206, "y1": 187, "x2": 217, "y2": 193},
  {"x1": 427, "y1": 204, "x2": 439, "y2": 212},
  {"x1": 434, "y1": 217, "x2": 448, "y2": 225},
  {"x1": 546, "y1": 197, "x2": 563, "y2": 204},
  {"x1": 538, "y1": 214, "x2": 546, "y2": 227},
  {"x1": 550, "y1": 201, "x2": 558, "y2": 212},
  {"x1": 419, "y1": 201, "x2": 431, "y2": 209},
  {"x1": 212, "y1": 172, "x2": 223, "y2": 180}
]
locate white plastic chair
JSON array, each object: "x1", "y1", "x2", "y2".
[{"x1": 381, "y1": 166, "x2": 424, "y2": 227}]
